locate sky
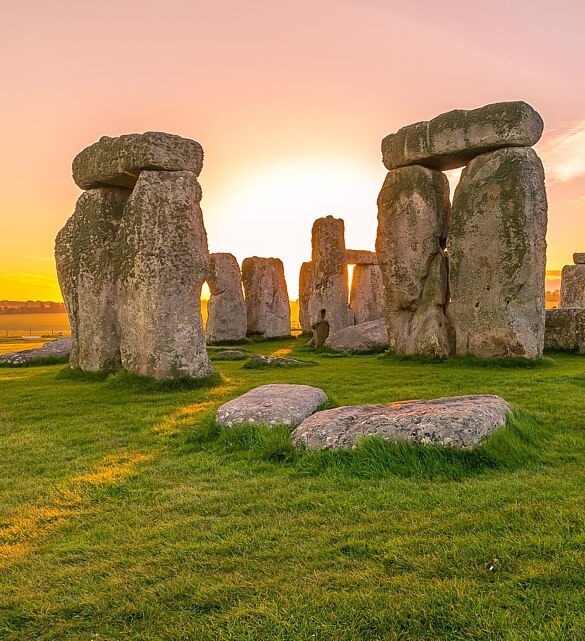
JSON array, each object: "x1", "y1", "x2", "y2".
[{"x1": 1, "y1": 0, "x2": 584, "y2": 301}]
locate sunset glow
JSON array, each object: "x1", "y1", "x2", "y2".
[{"x1": 1, "y1": 0, "x2": 585, "y2": 300}]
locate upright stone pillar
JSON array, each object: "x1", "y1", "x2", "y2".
[
  {"x1": 114, "y1": 170, "x2": 213, "y2": 379},
  {"x1": 308, "y1": 216, "x2": 353, "y2": 333},
  {"x1": 448, "y1": 147, "x2": 547, "y2": 358},
  {"x1": 206, "y1": 253, "x2": 247, "y2": 342},
  {"x1": 242, "y1": 257, "x2": 291, "y2": 338},
  {"x1": 349, "y1": 264, "x2": 385, "y2": 324},
  {"x1": 376, "y1": 165, "x2": 451, "y2": 357},
  {"x1": 55, "y1": 187, "x2": 129, "y2": 371},
  {"x1": 298, "y1": 261, "x2": 315, "y2": 333},
  {"x1": 560, "y1": 254, "x2": 585, "y2": 308}
]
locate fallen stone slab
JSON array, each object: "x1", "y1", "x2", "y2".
[
  {"x1": 382, "y1": 101, "x2": 543, "y2": 171},
  {"x1": 325, "y1": 318, "x2": 388, "y2": 353},
  {"x1": 216, "y1": 383, "x2": 328, "y2": 428},
  {"x1": 544, "y1": 308, "x2": 585, "y2": 352},
  {"x1": 573, "y1": 253, "x2": 585, "y2": 265},
  {"x1": 244, "y1": 354, "x2": 311, "y2": 368},
  {"x1": 291, "y1": 395, "x2": 511, "y2": 450},
  {"x1": 73, "y1": 132, "x2": 204, "y2": 190},
  {"x1": 212, "y1": 350, "x2": 249, "y2": 360},
  {"x1": 0, "y1": 337, "x2": 72, "y2": 365}
]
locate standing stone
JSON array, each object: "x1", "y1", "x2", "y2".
[
  {"x1": 448, "y1": 147, "x2": 547, "y2": 358},
  {"x1": 382, "y1": 101, "x2": 544, "y2": 171},
  {"x1": 376, "y1": 165, "x2": 451, "y2": 357},
  {"x1": 205, "y1": 253, "x2": 247, "y2": 342},
  {"x1": 298, "y1": 261, "x2": 315, "y2": 333},
  {"x1": 560, "y1": 265, "x2": 585, "y2": 308},
  {"x1": 241, "y1": 257, "x2": 291, "y2": 338},
  {"x1": 350, "y1": 264, "x2": 385, "y2": 324},
  {"x1": 308, "y1": 216, "x2": 354, "y2": 333},
  {"x1": 573, "y1": 253, "x2": 585, "y2": 265},
  {"x1": 55, "y1": 187, "x2": 130, "y2": 371},
  {"x1": 114, "y1": 170, "x2": 213, "y2": 379}
]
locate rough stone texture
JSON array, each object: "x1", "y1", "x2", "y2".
[
  {"x1": 448, "y1": 147, "x2": 547, "y2": 358},
  {"x1": 114, "y1": 170, "x2": 213, "y2": 380},
  {"x1": 241, "y1": 257, "x2": 291, "y2": 338},
  {"x1": 216, "y1": 384, "x2": 328, "y2": 427},
  {"x1": 55, "y1": 187, "x2": 129, "y2": 371},
  {"x1": 346, "y1": 249, "x2": 378, "y2": 265},
  {"x1": 0, "y1": 337, "x2": 72, "y2": 365},
  {"x1": 376, "y1": 165, "x2": 452, "y2": 357},
  {"x1": 544, "y1": 308, "x2": 585, "y2": 352},
  {"x1": 245, "y1": 354, "x2": 310, "y2": 368},
  {"x1": 325, "y1": 318, "x2": 388, "y2": 353},
  {"x1": 291, "y1": 395, "x2": 511, "y2": 450},
  {"x1": 307, "y1": 216, "x2": 354, "y2": 333},
  {"x1": 560, "y1": 264, "x2": 585, "y2": 308},
  {"x1": 573, "y1": 253, "x2": 585, "y2": 265},
  {"x1": 382, "y1": 101, "x2": 544, "y2": 171},
  {"x1": 298, "y1": 261, "x2": 315, "y2": 333},
  {"x1": 350, "y1": 264, "x2": 385, "y2": 324},
  {"x1": 212, "y1": 350, "x2": 249, "y2": 361},
  {"x1": 205, "y1": 253, "x2": 247, "y2": 342},
  {"x1": 73, "y1": 132, "x2": 204, "y2": 190}
]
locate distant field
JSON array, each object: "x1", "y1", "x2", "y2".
[{"x1": 0, "y1": 313, "x2": 70, "y2": 337}]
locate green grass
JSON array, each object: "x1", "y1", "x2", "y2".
[{"x1": 1, "y1": 339, "x2": 585, "y2": 639}]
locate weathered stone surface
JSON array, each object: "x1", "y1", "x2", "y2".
[
  {"x1": 307, "y1": 216, "x2": 354, "y2": 334},
  {"x1": 382, "y1": 101, "x2": 543, "y2": 171},
  {"x1": 216, "y1": 384, "x2": 328, "y2": 427},
  {"x1": 205, "y1": 253, "x2": 247, "y2": 342},
  {"x1": 0, "y1": 337, "x2": 72, "y2": 365},
  {"x1": 350, "y1": 264, "x2": 385, "y2": 324},
  {"x1": 73, "y1": 132, "x2": 203, "y2": 190},
  {"x1": 291, "y1": 395, "x2": 511, "y2": 450},
  {"x1": 448, "y1": 147, "x2": 547, "y2": 358},
  {"x1": 245, "y1": 354, "x2": 310, "y2": 368},
  {"x1": 376, "y1": 165, "x2": 451, "y2": 357},
  {"x1": 212, "y1": 350, "x2": 249, "y2": 361},
  {"x1": 114, "y1": 170, "x2": 213, "y2": 380},
  {"x1": 346, "y1": 249, "x2": 378, "y2": 265},
  {"x1": 573, "y1": 253, "x2": 585, "y2": 265},
  {"x1": 560, "y1": 265, "x2": 585, "y2": 308},
  {"x1": 325, "y1": 318, "x2": 388, "y2": 353},
  {"x1": 241, "y1": 257, "x2": 291, "y2": 338},
  {"x1": 55, "y1": 187, "x2": 129, "y2": 371},
  {"x1": 544, "y1": 308, "x2": 585, "y2": 352},
  {"x1": 298, "y1": 261, "x2": 314, "y2": 333}
]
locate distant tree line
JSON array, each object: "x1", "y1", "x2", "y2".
[{"x1": 0, "y1": 301, "x2": 66, "y2": 315}]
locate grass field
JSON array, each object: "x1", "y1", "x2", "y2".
[{"x1": 1, "y1": 338, "x2": 585, "y2": 640}]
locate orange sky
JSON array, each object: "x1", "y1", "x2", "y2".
[{"x1": 1, "y1": 0, "x2": 584, "y2": 301}]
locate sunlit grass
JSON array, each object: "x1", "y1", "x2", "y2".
[{"x1": 1, "y1": 339, "x2": 585, "y2": 639}]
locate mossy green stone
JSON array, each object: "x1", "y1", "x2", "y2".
[
  {"x1": 448, "y1": 147, "x2": 547, "y2": 358},
  {"x1": 382, "y1": 101, "x2": 544, "y2": 171}
]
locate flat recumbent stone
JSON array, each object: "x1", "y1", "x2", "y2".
[
  {"x1": 291, "y1": 394, "x2": 511, "y2": 450},
  {"x1": 216, "y1": 384, "x2": 328, "y2": 428},
  {"x1": 72, "y1": 131, "x2": 204, "y2": 189}
]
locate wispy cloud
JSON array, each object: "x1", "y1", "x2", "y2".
[{"x1": 538, "y1": 120, "x2": 585, "y2": 183}]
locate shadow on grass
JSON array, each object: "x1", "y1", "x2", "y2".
[
  {"x1": 184, "y1": 411, "x2": 549, "y2": 481},
  {"x1": 57, "y1": 366, "x2": 224, "y2": 392},
  {"x1": 381, "y1": 352, "x2": 557, "y2": 369}
]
